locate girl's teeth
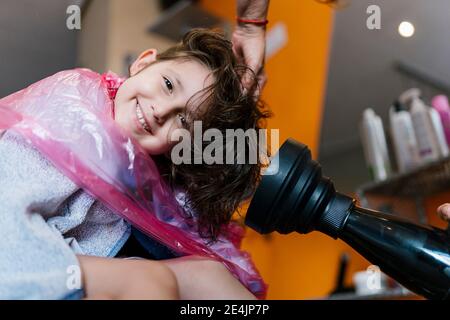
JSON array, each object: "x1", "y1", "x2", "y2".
[{"x1": 136, "y1": 102, "x2": 151, "y2": 133}]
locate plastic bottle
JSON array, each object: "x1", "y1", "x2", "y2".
[
  {"x1": 429, "y1": 104, "x2": 449, "y2": 157},
  {"x1": 360, "y1": 109, "x2": 390, "y2": 181},
  {"x1": 431, "y1": 95, "x2": 450, "y2": 147},
  {"x1": 389, "y1": 101, "x2": 420, "y2": 172},
  {"x1": 410, "y1": 97, "x2": 441, "y2": 163},
  {"x1": 399, "y1": 89, "x2": 448, "y2": 161}
]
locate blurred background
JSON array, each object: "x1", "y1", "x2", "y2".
[{"x1": 2, "y1": 0, "x2": 449, "y2": 299}]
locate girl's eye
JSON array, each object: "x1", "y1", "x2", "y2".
[
  {"x1": 163, "y1": 77, "x2": 173, "y2": 94},
  {"x1": 177, "y1": 113, "x2": 186, "y2": 125}
]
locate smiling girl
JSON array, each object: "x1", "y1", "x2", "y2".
[{"x1": 0, "y1": 29, "x2": 269, "y2": 299}]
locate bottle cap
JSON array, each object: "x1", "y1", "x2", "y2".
[
  {"x1": 431, "y1": 95, "x2": 450, "y2": 113},
  {"x1": 399, "y1": 88, "x2": 421, "y2": 106},
  {"x1": 363, "y1": 108, "x2": 376, "y2": 119}
]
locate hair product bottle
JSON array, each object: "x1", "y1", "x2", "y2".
[
  {"x1": 410, "y1": 96, "x2": 441, "y2": 163},
  {"x1": 360, "y1": 109, "x2": 390, "y2": 181},
  {"x1": 432, "y1": 95, "x2": 450, "y2": 147},
  {"x1": 428, "y1": 103, "x2": 449, "y2": 157},
  {"x1": 389, "y1": 101, "x2": 420, "y2": 172}
]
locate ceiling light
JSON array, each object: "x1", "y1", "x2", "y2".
[{"x1": 398, "y1": 21, "x2": 415, "y2": 38}]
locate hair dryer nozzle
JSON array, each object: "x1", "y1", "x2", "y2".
[{"x1": 246, "y1": 139, "x2": 354, "y2": 238}]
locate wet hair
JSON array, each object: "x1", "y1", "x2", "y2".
[{"x1": 153, "y1": 28, "x2": 271, "y2": 242}]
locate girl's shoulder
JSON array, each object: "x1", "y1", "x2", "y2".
[
  {"x1": 41, "y1": 68, "x2": 105, "y2": 93},
  {"x1": 50, "y1": 68, "x2": 101, "y2": 81},
  {"x1": 0, "y1": 129, "x2": 79, "y2": 204},
  {"x1": 40, "y1": 68, "x2": 123, "y2": 109}
]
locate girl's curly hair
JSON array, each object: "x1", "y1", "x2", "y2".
[{"x1": 154, "y1": 28, "x2": 271, "y2": 242}]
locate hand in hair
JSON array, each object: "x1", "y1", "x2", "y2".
[
  {"x1": 233, "y1": 0, "x2": 270, "y2": 95},
  {"x1": 232, "y1": 25, "x2": 267, "y2": 96}
]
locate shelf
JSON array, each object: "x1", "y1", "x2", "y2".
[{"x1": 356, "y1": 156, "x2": 450, "y2": 198}]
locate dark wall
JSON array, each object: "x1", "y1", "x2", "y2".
[{"x1": 0, "y1": 0, "x2": 78, "y2": 98}]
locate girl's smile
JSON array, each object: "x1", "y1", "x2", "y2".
[{"x1": 135, "y1": 99, "x2": 153, "y2": 135}]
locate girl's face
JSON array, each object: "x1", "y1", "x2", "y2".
[{"x1": 114, "y1": 49, "x2": 214, "y2": 155}]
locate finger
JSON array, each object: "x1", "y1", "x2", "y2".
[
  {"x1": 242, "y1": 58, "x2": 264, "y2": 92},
  {"x1": 232, "y1": 43, "x2": 244, "y2": 65},
  {"x1": 252, "y1": 71, "x2": 267, "y2": 99},
  {"x1": 242, "y1": 50, "x2": 263, "y2": 89},
  {"x1": 437, "y1": 203, "x2": 450, "y2": 221},
  {"x1": 232, "y1": 47, "x2": 254, "y2": 90},
  {"x1": 247, "y1": 60, "x2": 261, "y2": 76},
  {"x1": 241, "y1": 71, "x2": 255, "y2": 92},
  {"x1": 257, "y1": 70, "x2": 267, "y2": 91}
]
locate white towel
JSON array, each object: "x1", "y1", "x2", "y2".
[{"x1": 0, "y1": 130, "x2": 130, "y2": 299}]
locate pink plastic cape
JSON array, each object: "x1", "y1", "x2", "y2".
[{"x1": 0, "y1": 68, "x2": 267, "y2": 299}]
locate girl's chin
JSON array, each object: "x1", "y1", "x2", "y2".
[{"x1": 134, "y1": 135, "x2": 167, "y2": 155}]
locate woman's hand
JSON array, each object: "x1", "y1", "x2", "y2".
[
  {"x1": 437, "y1": 203, "x2": 450, "y2": 222},
  {"x1": 232, "y1": 24, "x2": 267, "y2": 94},
  {"x1": 233, "y1": 0, "x2": 270, "y2": 95}
]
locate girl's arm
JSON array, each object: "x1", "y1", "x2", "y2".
[
  {"x1": 77, "y1": 255, "x2": 179, "y2": 300},
  {"x1": 161, "y1": 255, "x2": 257, "y2": 300}
]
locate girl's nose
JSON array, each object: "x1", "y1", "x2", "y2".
[
  {"x1": 151, "y1": 105, "x2": 165, "y2": 124},
  {"x1": 152, "y1": 104, "x2": 178, "y2": 124}
]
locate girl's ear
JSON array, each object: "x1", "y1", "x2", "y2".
[{"x1": 129, "y1": 49, "x2": 158, "y2": 76}]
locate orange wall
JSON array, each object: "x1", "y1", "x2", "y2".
[{"x1": 200, "y1": 0, "x2": 373, "y2": 299}]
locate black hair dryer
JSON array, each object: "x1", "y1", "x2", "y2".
[{"x1": 246, "y1": 139, "x2": 450, "y2": 300}]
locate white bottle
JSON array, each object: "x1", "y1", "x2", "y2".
[
  {"x1": 410, "y1": 97, "x2": 441, "y2": 163},
  {"x1": 389, "y1": 101, "x2": 420, "y2": 173},
  {"x1": 360, "y1": 108, "x2": 390, "y2": 181},
  {"x1": 402, "y1": 89, "x2": 449, "y2": 158}
]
